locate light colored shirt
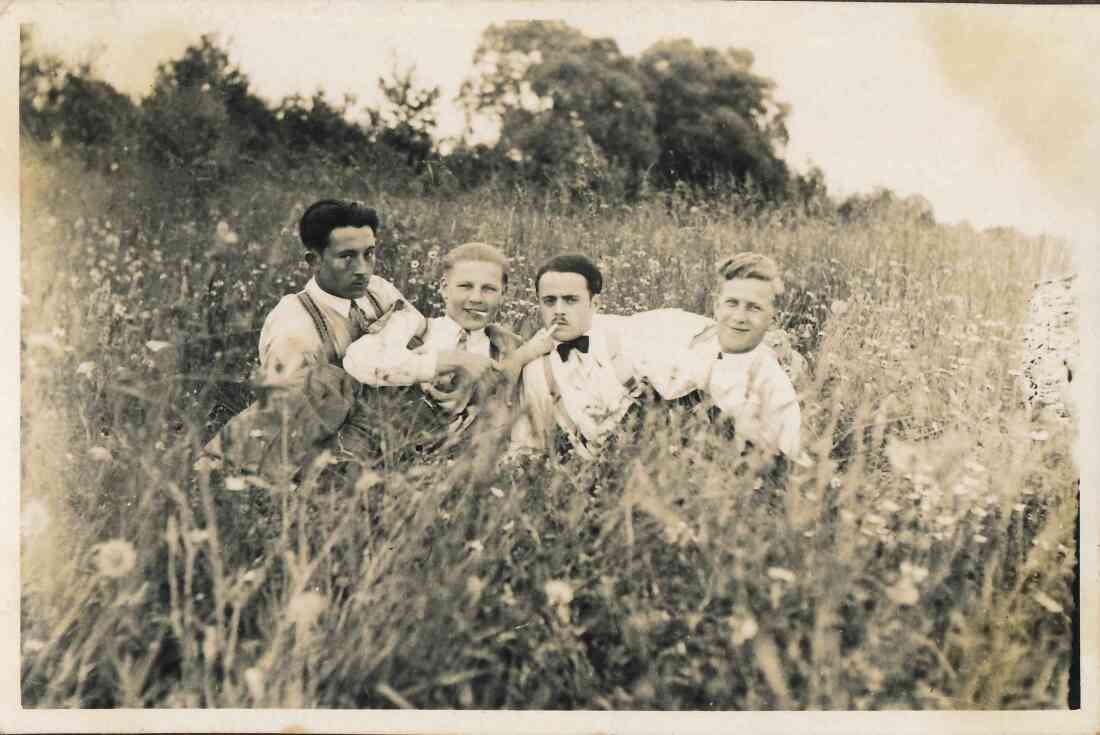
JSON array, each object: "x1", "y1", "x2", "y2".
[
  {"x1": 343, "y1": 313, "x2": 492, "y2": 387},
  {"x1": 518, "y1": 311, "x2": 716, "y2": 456},
  {"x1": 257, "y1": 275, "x2": 414, "y2": 387},
  {"x1": 692, "y1": 332, "x2": 802, "y2": 459}
]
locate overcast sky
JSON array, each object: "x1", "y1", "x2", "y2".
[{"x1": 17, "y1": 1, "x2": 1100, "y2": 249}]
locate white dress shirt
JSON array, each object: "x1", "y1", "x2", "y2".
[
  {"x1": 258, "y1": 275, "x2": 413, "y2": 387},
  {"x1": 691, "y1": 332, "x2": 802, "y2": 459},
  {"x1": 343, "y1": 313, "x2": 491, "y2": 387},
  {"x1": 519, "y1": 311, "x2": 716, "y2": 455}
]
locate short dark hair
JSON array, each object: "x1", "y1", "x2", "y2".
[
  {"x1": 299, "y1": 199, "x2": 380, "y2": 253},
  {"x1": 535, "y1": 253, "x2": 603, "y2": 296}
]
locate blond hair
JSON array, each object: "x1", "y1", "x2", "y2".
[
  {"x1": 442, "y1": 242, "x2": 509, "y2": 286},
  {"x1": 715, "y1": 252, "x2": 785, "y2": 299}
]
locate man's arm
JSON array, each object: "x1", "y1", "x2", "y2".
[{"x1": 616, "y1": 309, "x2": 718, "y2": 399}]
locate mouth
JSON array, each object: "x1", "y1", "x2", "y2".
[{"x1": 464, "y1": 308, "x2": 489, "y2": 318}]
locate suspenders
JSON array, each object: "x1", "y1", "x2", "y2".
[
  {"x1": 539, "y1": 329, "x2": 638, "y2": 450},
  {"x1": 295, "y1": 288, "x2": 427, "y2": 365}
]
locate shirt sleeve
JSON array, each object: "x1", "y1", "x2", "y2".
[
  {"x1": 257, "y1": 298, "x2": 326, "y2": 388},
  {"x1": 616, "y1": 310, "x2": 717, "y2": 399},
  {"x1": 343, "y1": 305, "x2": 437, "y2": 385}
]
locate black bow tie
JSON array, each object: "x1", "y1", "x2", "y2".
[{"x1": 556, "y1": 335, "x2": 590, "y2": 362}]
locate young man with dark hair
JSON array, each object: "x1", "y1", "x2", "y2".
[
  {"x1": 201, "y1": 200, "x2": 495, "y2": 479},
  {"x1": 515, "y1": 253, "x2": 716, "y2": 460}
]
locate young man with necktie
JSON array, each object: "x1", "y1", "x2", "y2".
[
  {"x1": 200, "y1": 200, "x2": 493, "y2": 480},
  {"x1": 343, "y1": 241, "x2": 553, "y2": 450}
]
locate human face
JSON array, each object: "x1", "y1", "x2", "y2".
[
  {"x1": 538, "y1": 271, "x2": 596, "y2": 342},
  {"x1": 441, "y1": 259, "x2": 505, "y2": 330},
  {"x1": 714, "y1": 277, "x2": 775, "y2": 353},
  {"x1": 311, "y1": 226, "x2": 376, "y2": 300}
]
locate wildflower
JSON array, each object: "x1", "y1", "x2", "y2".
[
  {"x1": 466, "y1": 576, "x2": 487, "y2": 600},
  {"x1": 973, "y1": 534, "x2": 988, "y2": 544},
  {"x1": 286, "y1": 591, "x2": 327, "y2": 628},
  {"x1": 410, "y1": 260, "x2": 420, "y2": 270},
  {"x1": 465, "y1": 539, "x2": 484, "y2": 554},
  {"x1": 76, "y1": 361, "x2": 96, "y2": 378},
  {"x1": 489, "y1": 486, "x2": 504, "y2": 499},
  {"x1": 830, "y1": 299, "x2": 850, "y2": 316},
  {"x1": 899, "y1": 561, "x2": 929, "y2": 583},
  {"x1": 728, "y1": 615, "x2": 759, "y2": 645},
  {"x1": 1029, "y1": 430, "x2": 1050, "y2": 442},
  {"x1": 145, "y1": 340, "x2": 172, "y2": 353},
  {"x1": 93, "y1": 539, "x2": 137, "y2": 578},
  {"x1": 1013, "y1": 503, "x2": 1027, "y2": 513},
  {"x1": 224, "y1": 476, "x2": 247, "y2": 492},
  {"x1": 21, "y1": 499, "x2": 50, "y2": 537},
  {"x1": 243, "y1": 667, "x2": 265, "y2": 702},
  {"x1": 544, "y1": 579, "x2": 574, "y2": 606},
  {"x1": 767, "y1": 567, "x2": 796, "y2": 584},
  {"x1": 1033, "y1": 592, "x2": 1064, "y2": 614},
  {"x1": 886, "y1": 578, "x2": 920, "y2": 606},
  {"x1": 216, "y1": 221, "x2": 239, "y2": 245},
  {"x1": 879, "y1": 499, "x2": 902, "y2": 514},
  {"x1": 88, "y1": 446, "x2": 112, "y2": 462}
]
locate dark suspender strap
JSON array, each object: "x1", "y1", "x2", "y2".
[
  {"x1": 364, "y1": 288, "x2": 384, "y2": 319},
  {"x1": 296, "y1": 291, "x2": 340, "y2": 365},
  {"x1": 541, "y1": 354, "x2": 586, "y2": 447}
]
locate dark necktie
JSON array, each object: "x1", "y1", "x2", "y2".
[
  {"x1": 456, "y1": 329, "x2": 470, "y2": 351},
  {"x1": 556, "y1": 335, "x2": 590, "y2": 362},
  {"x1": 348, "y1": 299, "x2": 373, "y2": 340}
]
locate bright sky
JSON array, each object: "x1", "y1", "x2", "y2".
[{"x1": 17, "y1": 1, "x2": 1100, "y2": 248}]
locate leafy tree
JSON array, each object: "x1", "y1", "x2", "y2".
[
  {"x1": 20, "y1": 27, "x2": 139, "y2": 170},
  {"x1": 637, "y1": 38, "x2": 790, "y2": 195},
  {"x1": 275, "y1": 91, "x2": 371, "y2": 167},
  {"x1": 374, "y1": 60, "x2": 441, "y2": 169},
  {"x1": 139, "y1": 35, "x2": 278, "y2": 199},
  {"x1": 460, "y1": 21, "x2": 658, "y2": 188}
]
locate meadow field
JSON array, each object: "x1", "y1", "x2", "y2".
[{"x1": 19, "y1": 143, "x2": 1078, "y2": 709}]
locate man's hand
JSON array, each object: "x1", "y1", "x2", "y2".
[
  {"x1": 437, "y1": 350, "x2": 498, "y2": 383},
  {"x1": 522, "y1": 328, "x2": 556, "y2": 361}
]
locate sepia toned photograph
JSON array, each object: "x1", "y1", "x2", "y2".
[{"x1": 7, "y1": 1, "x2": 1097, "y2": 732}]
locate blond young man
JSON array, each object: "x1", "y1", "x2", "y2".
[
  {"x1": 685, "y1": 252, "x2": 802, "y2": 460},
  {"x1": 343, "y1": 242, "x2": 552, "y2": 446}
]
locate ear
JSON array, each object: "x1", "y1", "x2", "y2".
[
  {"x1": 591, "y1": 294, "x2": 602, "y2": 313},
  {"x1": 438, "y1": 274, "x2": 448, "y2": 294},
  {"x1": 304, "y1": 251, "x2": 319, "y2": 269}
]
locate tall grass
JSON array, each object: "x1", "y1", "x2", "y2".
[{"x1": 20, "y1": 142, "x2": 1076, "y2": 708}]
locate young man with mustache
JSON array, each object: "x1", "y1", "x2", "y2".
[
  {"x1": 201, "y1": 200, "x2": 496, "y2": 479},
  {"x1": 515, "y1": 253, "x2": 718, "y2": 460}
]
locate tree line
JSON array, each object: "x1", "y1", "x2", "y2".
[{"x1": 20, "y1": 20, "x2": 947, "y2": 224}]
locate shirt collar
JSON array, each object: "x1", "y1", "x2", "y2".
[
  {"x1": 441, "y1": 314, "x2": 487, "y2": 341},
  {"x1": 305, "y1": 276, "x2": 374, "y2": 319}
]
